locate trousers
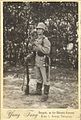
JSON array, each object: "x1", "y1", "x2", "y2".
[{"x1": 35, "y1": 65, "x2": 50, "y2": 86}]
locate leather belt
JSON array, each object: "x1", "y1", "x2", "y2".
[{"x1": 37, "y1": 51, "x2": 45, "y2": 57}]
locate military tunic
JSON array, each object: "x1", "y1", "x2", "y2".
[{"x1": 33, "y1": 35, "x2": 51, "y2": 85}]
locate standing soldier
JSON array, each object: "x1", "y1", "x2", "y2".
[{"x1": 33, "y1": 22, "x2": 51, "y2": 101}]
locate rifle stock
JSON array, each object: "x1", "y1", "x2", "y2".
[{"x1": 24, "y1": 4, "x2": 31, "y2": 95}]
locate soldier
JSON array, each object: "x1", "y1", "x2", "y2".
[{"x1": 33, "y1": 22, "x2": 51, "y2": 101}]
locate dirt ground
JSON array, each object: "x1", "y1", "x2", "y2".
[{"x1": 3, "y1": 65, "x2": 78, "y2": 109}]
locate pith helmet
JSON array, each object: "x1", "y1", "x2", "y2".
[{"x1": 36, "y1": 22, "x2": 46, "y2": 31}]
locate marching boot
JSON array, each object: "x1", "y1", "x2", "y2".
[
  {"x1": 41, "y1": 85, "x2": 50, "y2": 102},
  {"x1": 30, "y1": 82, "x2": 42, "y2": 95},
  {"x1": 36, "y1": 82, "x2": 42, "y2": 95}
]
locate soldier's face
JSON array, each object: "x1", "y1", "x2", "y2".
[{"x1": 37, "y1": 28, "x2": 44, "y2": 35}]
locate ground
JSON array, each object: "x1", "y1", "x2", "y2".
[{"x1": 3, "y1": 64, "x2": 78, "y2": 109}]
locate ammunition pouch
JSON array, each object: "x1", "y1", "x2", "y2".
[
  {"x1": 37, "y1": 51, "x2": 50, "y2": 66},
  {"x1": 37, "y1": 51, "x2": 45, "y2": 57}
]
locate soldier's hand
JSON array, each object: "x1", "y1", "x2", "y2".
[{"x1": 24, "y1": 52, "x2": 34, "y2": 62}]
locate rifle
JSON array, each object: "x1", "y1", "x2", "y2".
[
  {"x1": 21, "y1": 35, "x2": 36, "y2": 92},
  {"x1": 21, "y1": 53, "x2": 34, "y2": 92},
  {"x1": 24, "y1": 52, "x2": 35, "y2": 95},
  {"x1": 24, "y1": 4, "x2": 31, "y2": 95}
]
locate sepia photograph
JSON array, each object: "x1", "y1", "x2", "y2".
[{"x1": 3, "y1": 2, "x2": 78, "y2": 109}]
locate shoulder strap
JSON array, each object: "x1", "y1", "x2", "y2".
[{"x1": 41, "y1": 36, "x2": 45, "y2": 46}]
